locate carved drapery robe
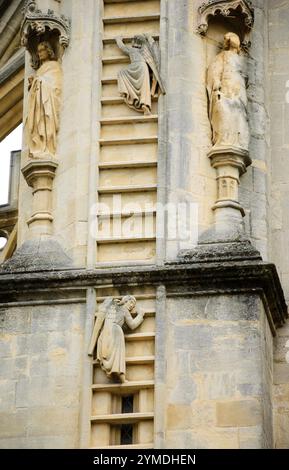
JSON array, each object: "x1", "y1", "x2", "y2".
[
  {"x1": 97, "y1": 304, "x2": 126, "y2": 378},
  {"x1": 118, "y1": 48, "x2": 152, "y2": 112},
  {"x1": 116, "y1": 35, "x2": 165, "y2": 114},
  {"x1": 91, "y1": 297, "x2": 144, "y2": 380},
  {"x1": 26, "y1": 60, "x2": 62, "y2": 158},
  {"x1": 207, "y1": 49, "x2": 249, "y2": 151}
]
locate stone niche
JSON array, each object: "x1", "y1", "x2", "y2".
[
  {"x1": 21, "y1": 0, "x2": 70, "y2": 69},
  {"x1": 179, "y1": 0, "x2": 256, "y2": 247},
  {"x1": 197, "y1": 0, "x2": 254, "y2": 63}
]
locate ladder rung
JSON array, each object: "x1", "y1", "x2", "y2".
[
  {"x1": 97, "y1": 210, "x2": 156, "y2": 217},
  {"x1": 98, "y1": 184, "x2": 157, "y2": 194},
  {"x1": 99, "y1": 160, "x2": 157, "y2": 169},
  {"x1": 100, "y1": 114, "x2": 158, "y2": 125},
  {"x1": 99, "y1": 136, "x2": 158, "y2": 146},
  {"x1": 103, "y1": 14, "x2": 160, "y2": 24},
  {"x1": 125, "y1": 332, "x2": 156, "y2": 341},
  {"x1": 97, "y1": 235, "x2": 155, "y2": 244},
  {"x1": 126, "y1": 355, "x2": 155, "y2": 365},
  {"x1": 101, "y1": 96, "x2": 158, "y2": 105},
  {"x1": 91, "y1": 412, "x2": 154, "y2": 424},
  {"x1": 101, "y1": 77, "x2": 117, "y2": 84},
  {"x1": 103, "y1": 33, "x2": 159, "y2": 44},
  {"x1": 93, "y1": 355, "x2": 155, "y2": 366},
  {"x1": 102, "y1": 55, "x2": 129, "y2": 64},
  {"x1": 92, "y1": 380, "x2": 154, "y2": 393},
  {"x1": 91, "y1": 443, "x2": 154, "y2": 449}
]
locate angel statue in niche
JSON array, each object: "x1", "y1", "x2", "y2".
[
  {"x1": 88, "y1": 296, "x2": 144, "y2": 383},
  {"x1": 116, "y1": 34, "x2": 165, "y2": 115},
  {"x1": 25, "y1": 41, "x2": 63, "y2": 159},
  {"x1": 206, "y1": 32, "x2": 249, "y2": 152}
]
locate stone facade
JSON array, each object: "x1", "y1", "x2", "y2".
[
  {"x1": 0, "y1": 0, "x2": 289, "y2": 449},
  {"x1": 0, "y1": 302, "x2": 85, "y2": 448}
]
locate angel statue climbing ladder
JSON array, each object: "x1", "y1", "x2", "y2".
[{"x1": 116, "y1": 34, "x2": 165, "y2": 115}]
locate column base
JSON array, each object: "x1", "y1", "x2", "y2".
[
  {"x1": 0, "y1": 236, "x2": 73, "y2": 272},
  {"x1": 179, "y1": 239, "x2": 262, "y2": 264},
  {"x1": 212, "y1": 200, "x2": 245, "y2": 217},
  {"x1": 179, "y1": 221, "x2": 262, "y2": 264}
]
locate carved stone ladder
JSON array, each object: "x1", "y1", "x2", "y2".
[
  {"x1": 91, "y1": 291, "x2": 156, "y2": 449},
  {"x1": 90, "y1": 0, "x2": 162, "y2": 447},
  {"x1": 96, "y1": 0, "x2": 161, "y2": 265}
]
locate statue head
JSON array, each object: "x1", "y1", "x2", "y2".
[
  {"x1": 132, "y1": 35, "x2": 144, "y2": 49},
  {"x1": 37, "y1": 41, "x2": 56, "y2": 64},
  {"x1": 223, "y1": 32, "x2": 241, "y2": 53},
  {"x1": 119, "y1": 295, "x2": 137, "y2": 311}
]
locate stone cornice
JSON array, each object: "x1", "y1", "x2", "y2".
[{"x1": 0, "y1": 260, "x2": 287, "y2": 331}]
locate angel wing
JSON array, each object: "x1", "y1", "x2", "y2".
[
  {"x1": 88, "y1": 297, "x2": 115, "y2": 356},
  {"x1": 140, "y1": 35, "x2": 166, "y2": 95}
]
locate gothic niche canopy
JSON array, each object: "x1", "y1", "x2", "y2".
[
  {"x1": 197, "y1": 0, "x2": 254, "y2": 46},
  {"x1": 20, "y1": 0, "x2": 71, "y2": 69}
]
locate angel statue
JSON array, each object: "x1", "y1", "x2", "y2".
[
  {"x1": 25, "y1": 41, "x2": 62, "y2": 159},
  {"x1": 88, "y1": 296, "x2": 144, "y2": 383},
  {"x1": 207, "y1": 32, "x2": 249, "y2": 152},
  {"x1": 116, "y1": 34, "x2": 165, "y2": 115}
]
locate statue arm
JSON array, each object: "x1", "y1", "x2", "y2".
[
  {"x1": 125, "y1": 309, "x2": 144, "y2": 330},
  {"x1": 144, "y1": 34, "x2": 155, "y2": 48},
  {"x1": 116, "y1": 36, "x2": 130, "y2": 56}
]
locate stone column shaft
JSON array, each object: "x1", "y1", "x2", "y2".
[
  {"x1": 208, "y1": 147, "x2": 252, "y2": 233},
  {"x1": 21, "y1": 160, "x2": 58, "y2": 238}
]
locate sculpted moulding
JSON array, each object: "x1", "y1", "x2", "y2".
[{"x1": 20, "y1": 1, "x2": 71, "y2": 236}]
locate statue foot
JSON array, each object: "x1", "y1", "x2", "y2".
[
  {"x1": 120, "y1": 374, "x2": 128, "y2": 384},
  {"x1": 142, "y1": 105, "x2": 151, "y2": 116}
]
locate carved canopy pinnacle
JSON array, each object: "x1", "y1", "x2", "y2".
[
  {"x1": 197, "y1": 0, "x2": 254, "y2": 37},
  {"x1": 21, "y1": 0, "x2": 71, "y2": 68}
]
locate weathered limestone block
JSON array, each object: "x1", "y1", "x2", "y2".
[
  {"x1": 0, "y1": 302, "x2": 85, "y2": 449},
  {"x1": 163, "y1": 293, "x2": 273, "y2": 448},
  {"x1": 0, "y1": 255, "x2": 287, "y2": 448},
  {"x1": 216, "y1": 399, "x2": 262, "y2": 427}
]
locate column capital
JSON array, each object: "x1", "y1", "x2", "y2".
[
  {"x1": 208, "y1": 146, "x2": 252, "y2": 176},
  {"x1": 22, "y1": 159, "x2": 58, "y2": 189}
]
